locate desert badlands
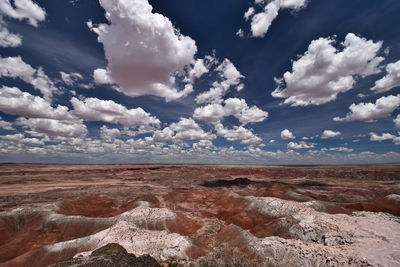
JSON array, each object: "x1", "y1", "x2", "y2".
[{"x1": 0, "y1": 164, "x2": 400, "y2": 266}]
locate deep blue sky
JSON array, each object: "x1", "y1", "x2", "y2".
[{"x1": 0, "y1": 0, "x2": 399, "y2": 164}]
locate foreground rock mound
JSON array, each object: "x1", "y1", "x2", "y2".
[{"x1": 50, "y1": 243, "x2": 159, "y2": 267}]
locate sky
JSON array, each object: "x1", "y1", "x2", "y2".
[{"x1": 0, "y1": 0, "x2": 400, "y2": 164}]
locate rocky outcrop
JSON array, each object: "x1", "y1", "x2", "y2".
[
  {"x1": 244, "y1": 196, "x2": 400, "y2": 266},
  {"x1": 49, "y1": 243, "x2": 159, "y2": 267}
]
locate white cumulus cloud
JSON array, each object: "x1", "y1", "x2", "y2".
[
  {"x1": 272, "y1": 33, "x2": 384, "y2": 106},
  {"x1": 59, "y1": 72, "x2": 83, "y2": 86},
  {"x1": 394, "y1": 114, "x2": 400, "y2": 129},
  {"x1": 328, "y1": 147, "x2": 354, "y2": 152},
  {"x1": 71, "y1": 97, "x2": 160, "y2": 128},
  {"x1": 93, "y1": 68, "x2": 113, "y2": 85},
  {"x1": 16, "y1": 118, "x2": 87, "y2": 138},
  {"x1": 369, "y1": 132, "x2": 396, "y2": 142},
  {"x1": 187, "y1": 59, "x2": 209, "y2": 81},
  {"x1": 281, "y1": 129, "x2": 295, "y2": 139},
  {"x1": 153, "y1": 118, "x2": 215, "y2": 143},
  {"x1": 192, "y1": 140, "x2": 214, "y2": 150},
  {"x1": 244, "y1": 0, "x2": 308, "y2": 38},
  {"x1": 153, "y1": 127, "x2": 174, "y2": 143},
  {"x1": 369, "y1": 132, "x2": 400, "y2": 145},
  {"x1": 394, "y1": 137, "x2": 400, "y2": 145},
  {"x1": 0, "y1": 0, "x2": 46, "y2": 27},
  {"x1": 287, "y1": 141, "x2": 314, "y2": 149},
  {"x1": 193, "y1": 103, "x2": 225, "y2": 124},
  {"x1": 244, "y1": 7, "x2": 255, "y2": 21},
  {"x1": 224, "y1": 98, "x2": 268, "y2": 124},
  {"x1": 0, "y1": 86, "x2": 73, "y2": 120},
  {"x1": 334, "y1": 94, "x2": 400, "y2": 122},
  {"x1": 90, "y1": 0, "x2": 198, "y2": 101},
  {"x1": 371, "y1": 60, "x2": 400, "y2": 94},
  {"x1": 169, "y1": 118, "x2": 216, "y2": 141},
  {"x1": 321, "y1": 130, "x2": 341, "y2": 139},
  {"x1": 0, "y1": 56, "x2": 58, "y2": 100},
  {"x1": 194, "y1": 97, "x2": 268, "y2": 125},
  {"x1": 236, "y1": 28, "x2": 244, "y2": 38},
  {"x1": 215, "y1": 123, "x2": 262, "y2": 145},
  {"x1": 195, "y1": 59, "x2": 244, "y2": 104},
  {"x1": 0, "y1": 19, "x2": 22, "y2": 47},
  {"x1": 100, "y1": 126, "x2": 121, "y2": 143},
  {"x1": 0, "y1": 116, "x2": 14, "y2": 130},
  {"x1": 0, "y1": 0, "x2": 46, "y2": 47}
]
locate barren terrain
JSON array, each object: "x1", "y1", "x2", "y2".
[{"x1": 0, "y1": 164, "x2": 400, "y2": 266}]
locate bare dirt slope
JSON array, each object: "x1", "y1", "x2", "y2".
[{"x1": 1, "y1": 164, "x2": 400, "y2": 266}]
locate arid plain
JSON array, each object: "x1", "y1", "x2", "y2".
[{"x1": 1, "y1": 164, "x2": 400, "y2": 266}]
